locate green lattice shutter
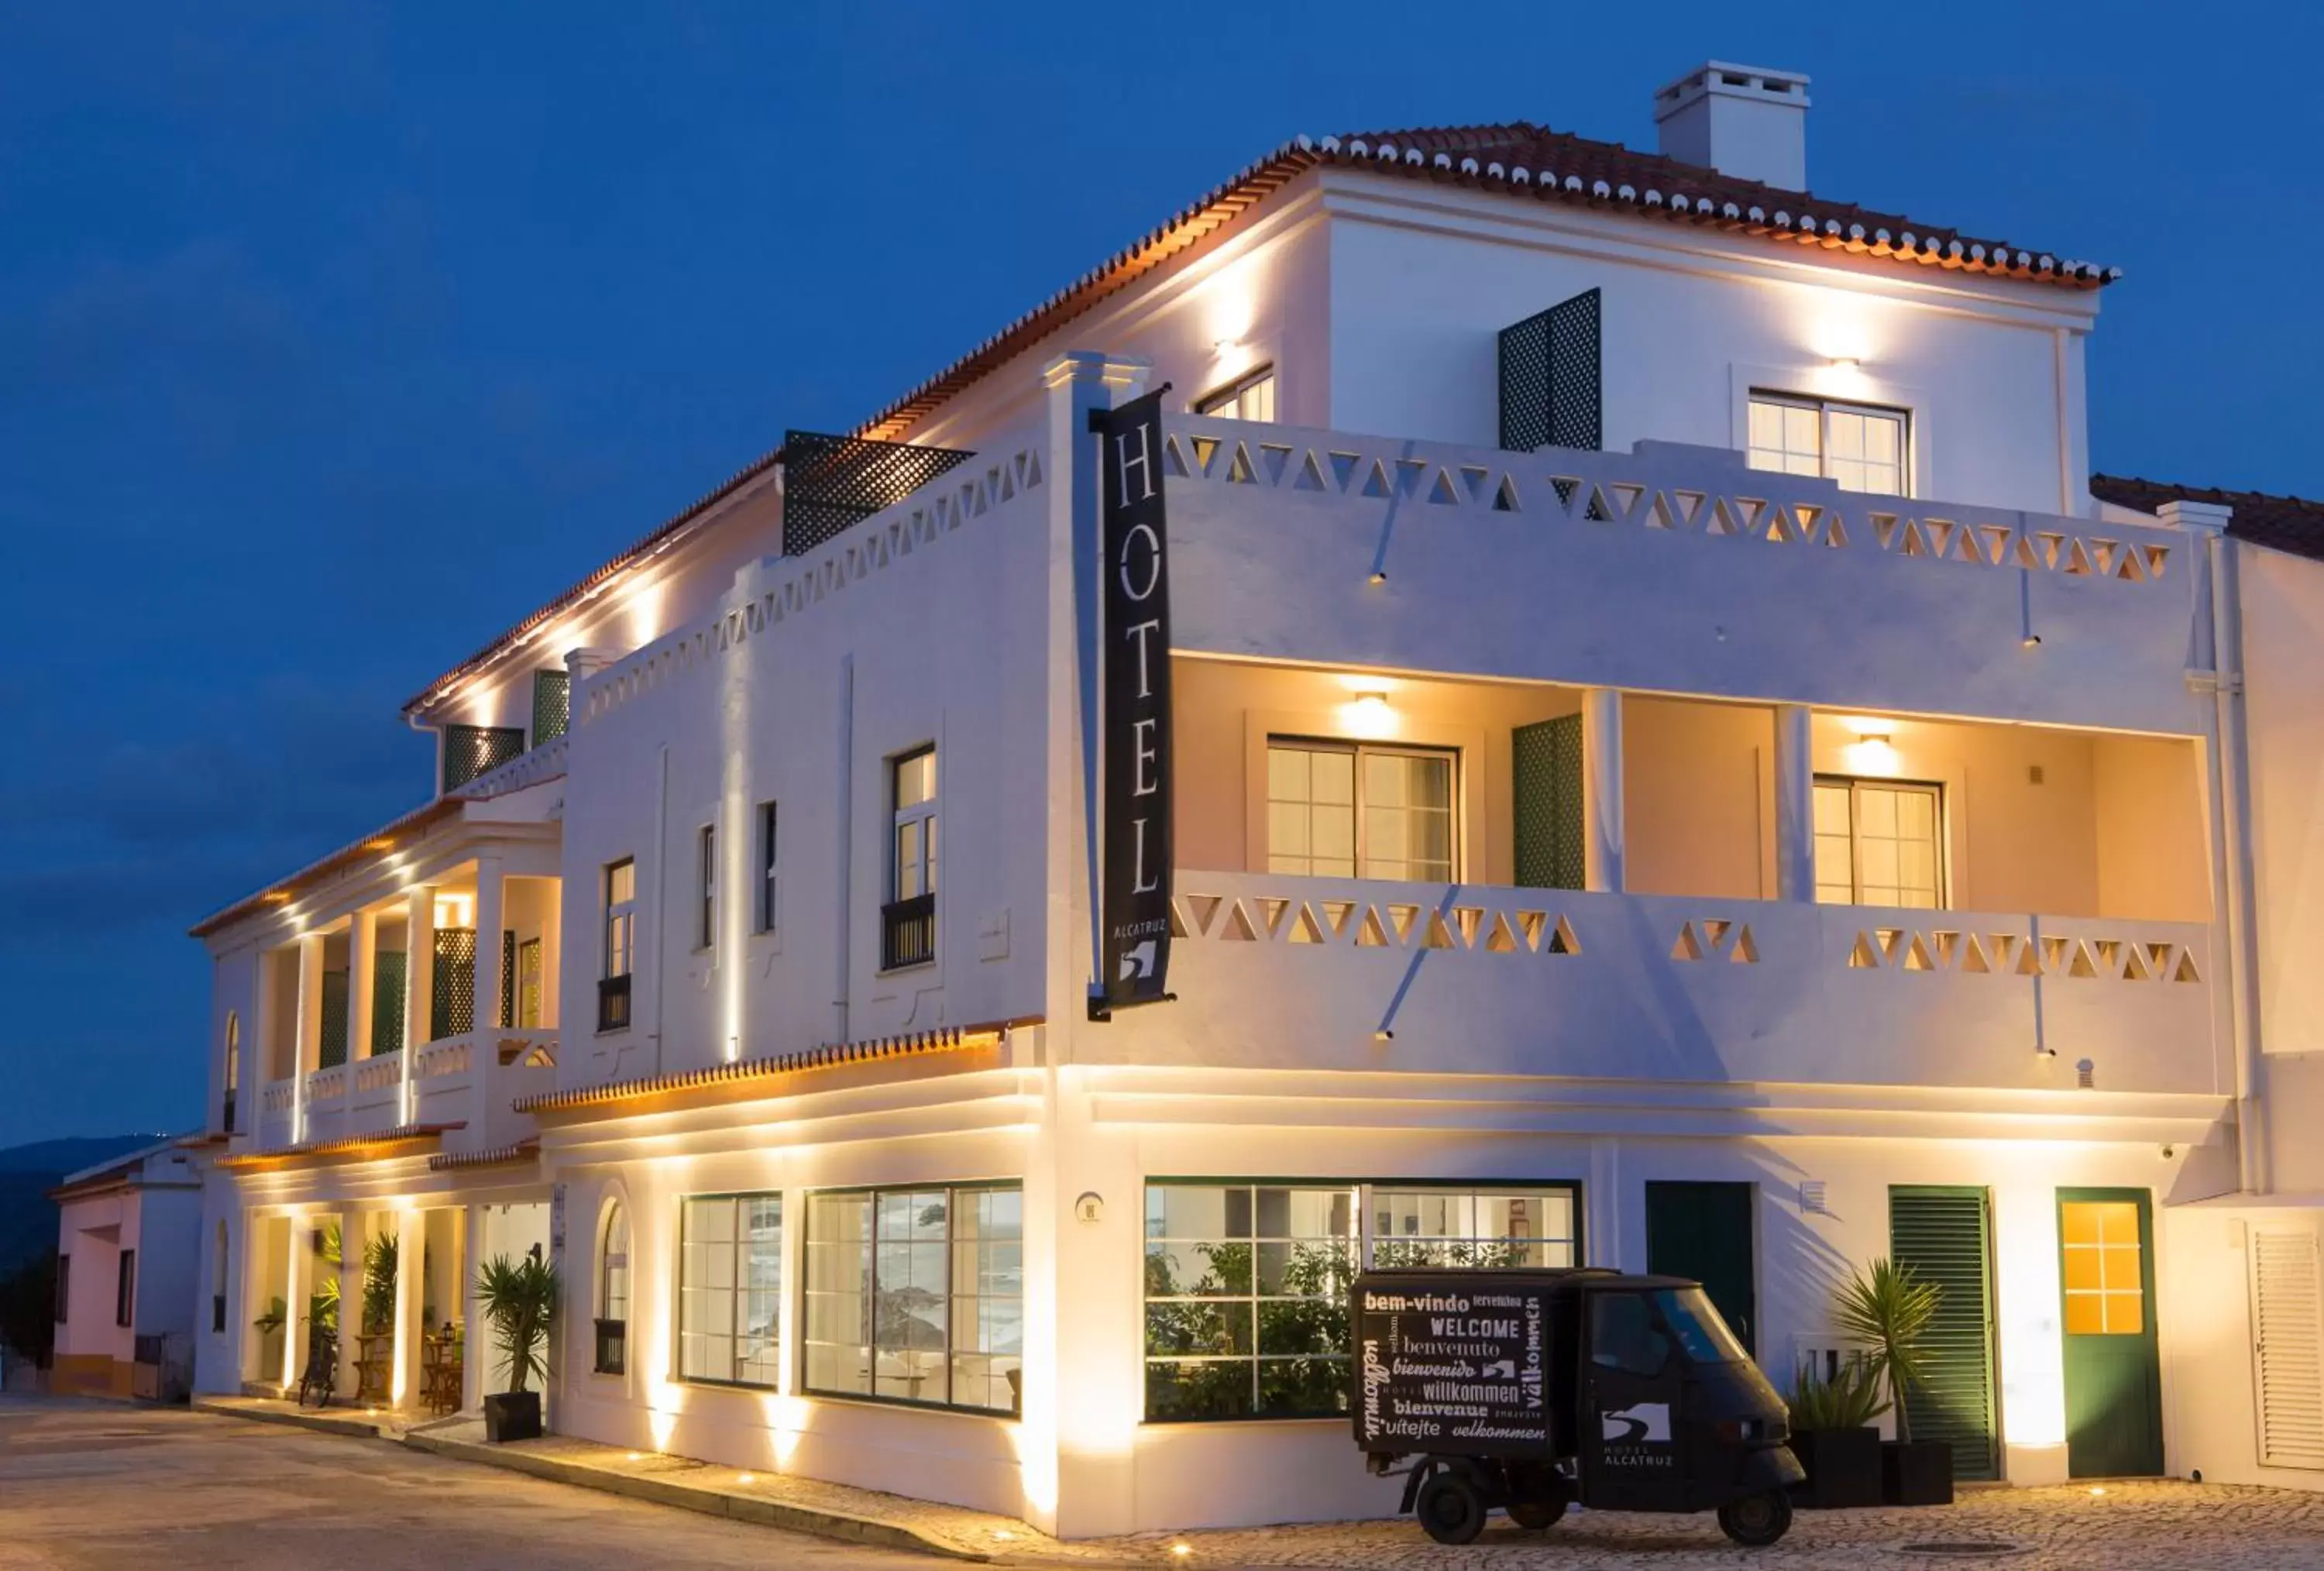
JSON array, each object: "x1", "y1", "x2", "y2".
[
  {"x1": 499, "y1": 929, "x2": 517, "y2": 1030},
  {"x1": 531, "y1": 670, "x2": 570, "y2": 747},
  {"x1": 1499, "y1": 289, "x2": 1602, "y2": 453},
  {"x1": 431, "y1": 928, "x2": 477, "y2": 1041},
  {"x1": 317, "y1": 971, "x2": 350, "y2": 1068},
  {"x1": 1889, "y1": 1186, "x2": 1999, "y2": 1480},
  {"x1": 441, "y1": 724, "x2": 526, "y2": 793},
  {"x1": 1513, "y1": 715, "x2": 1586, "y2": 890},
  {"x1": 371, "y1": 951, "x2": 407, "y2": 1056}
]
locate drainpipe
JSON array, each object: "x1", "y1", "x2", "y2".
[
  {"x1": 834, "y1": 654, "x2": 854, "y2": 1047},
  {"x1": 2168, "y1": 500, "x2": 2262, "y2": 1191}
]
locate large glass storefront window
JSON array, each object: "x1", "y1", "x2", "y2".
[
  {"x1": 803, "y1": 1184, "x2": 1022, "y2": 1413},
  {"x1": 1141, "y1": 1181, "x2": 1581, "y2": 1421},
  {"x1": 677, "y1": 1194, "x2": 782, "y2": 1387}
]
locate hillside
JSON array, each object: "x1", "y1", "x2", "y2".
[{"x1": 0, "y1": 1134, "x2": 161, "y2": 1277}]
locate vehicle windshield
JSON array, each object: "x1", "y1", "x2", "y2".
[{"x1": 1654, "y1": 1287, "x2": 1748, "y2": 1363}]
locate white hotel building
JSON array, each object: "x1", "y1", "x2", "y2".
[{"x1": 187, "y1": 64, "x2": 2324, "y2": 1535}]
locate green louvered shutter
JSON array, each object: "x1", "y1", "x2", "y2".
[
  {"x1": 371, "y1": 951, "x2": 407, "y2": 1057},
  {"x1": 317, "y1": 971, "x2": 350, "y2": 1068},
  {"x1": 1889, "y1": 1186, "x2": 1999, "y2": 1480},
  {"x1": 1513, "y1": 715, "x2": 1587, "y2": 890}
]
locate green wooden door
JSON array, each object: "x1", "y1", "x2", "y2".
[
  {"x1": 1889, "y1": 1186, "x2": 1999, "y2": 1480},
  {"x1": 1645, "y1": 1181, "x2": 1758, "y2": 1355},
  {"x1": 2058, "y1": 1188, "x2": 2163, "y2": 1477}
]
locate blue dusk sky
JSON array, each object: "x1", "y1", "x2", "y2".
[{"x1": 2, "y1": 3, "x2": 2316, "y2": 1146}]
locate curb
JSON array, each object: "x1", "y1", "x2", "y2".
[
  {"x1": 400, "y1": 1429, "x2": 992, "y2": 1562},
  {"x1": 190, "y1": 1397, "x2": 388, "y2": 1441}
]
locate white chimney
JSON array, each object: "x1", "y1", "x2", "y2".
[{"x1": 1653, "y1": 62, "x2": 1810, "y2": 191}]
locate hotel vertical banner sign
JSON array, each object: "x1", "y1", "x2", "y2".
[{"x1": 1094, "y1": 387, "x2": 1174, "y2": 1013}]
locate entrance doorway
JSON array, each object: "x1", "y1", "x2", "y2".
[
  {"x1": 2058, "y1": 1189, "x2": 2163, "y2": 1476},
  {"x1": 1889, "y1": 1186, "x2": 1999, "y2": 1480},
  {"x1": 1644, "y1": 1181, "x2": 1757, "y2": 1355}
]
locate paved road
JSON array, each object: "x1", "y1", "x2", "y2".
[{"x1": 0, "y1": 1400, "x2": 930, "y2": 1570}]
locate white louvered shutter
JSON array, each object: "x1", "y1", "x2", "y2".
[{"x1": 2251, "y1": 1228, "x2": 2324, "y2": 1468}]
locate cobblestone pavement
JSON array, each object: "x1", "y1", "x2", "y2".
[{"x1": 1061, "y1": 1480, "x2": 2324, "y2": 1569}]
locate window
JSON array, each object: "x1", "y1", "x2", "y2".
[
  {"x1": 1142, "y1": 1181, "x2": 1582, "y2": 1421},
  {"x1": 1655, "y1": 1287, "x2": 1748, "y2": 1363},
  {"x1": 1368, "y1": 1187, "x2": 1580, "y2": 1269},
  {"x1": 1267, "y1": 741, "x2": 1455, "y2": 882},
  {"x1": 2061, "y1": 1201, "x2": 2145, "y2": 1336},
  {"x1": 1813, "y1": 778, "x2": 1944, "y2": 908},
  {"x1": 1195, "y1": 366, "x2": 1275, "y2": 423},
  {"x1": 884, "y1": 748, "x2": 938, "y2": 969},
  {"x1": 696, "y1": 825, "x2": 717, "y2": 951},
  {"x1": 212, "y1": 1223, "x2": 229, "y2": 1336},
  {"x1": 677, "y1": 1194, "x2": 782, "y2": 1387},
  {"x1": 598, "y1": 858, "x2": 634, "y2": 1032},
  {"x1": 222, "y1": 1010, "x2": 239, "y2": 1135},
  {"x1": 1590, "y1": 1291, "x2": 1669, "y2": 1377},
  {"x1": 757, "y1": 800, "x2": 779, "y2": 934},
  {"x1": 116, "y1": 1250, "x2": 136, "y2": 1329},
  {"x1": 596, "y1": 1202, "x2": 630, "y2": 1375},
  {"x1": 803, "y1": 1184, "x2": 1022, "y2": 1413},
  {"x1": 1748, "y1": 393, "x2": 1909, "y2": 495}
]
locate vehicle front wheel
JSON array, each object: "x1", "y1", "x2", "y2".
[
  {"x1": 1415, "y1": 1473, "x2": 1487, "y2": 1545},
  {"x1": 1717, "y1": 1488, "x2": 1794, "y2": 1547}
]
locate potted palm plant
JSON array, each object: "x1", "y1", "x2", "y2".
[
  {"x1": 475, "y1": 1254, "x2": 558, "y2": 1442},
  {"x1": 1832, "y1": 1257, "x2": 1951, "y2": 1506},
  {"x1": 1785, "y1": 1353, "x2": 1887, "y2": 1509}
]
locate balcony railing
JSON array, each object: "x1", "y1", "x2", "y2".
[
  {"x1": 882, "y1": 893, "x2": 936, "y2": 971},
  {"x1": 1125, "y1": 871, "x2": 2219, "y2": 1098},
  {"x1": 597, "y1": 975, "x2": 631, "y2": 1033}
]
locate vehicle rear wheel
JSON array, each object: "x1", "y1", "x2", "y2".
[
  {"x1": 1415, "y1": 1473, "x2": 1487, "y2": 1545},
  {"x1": 1504, "y1": 1463, "x2": 1569, "y2": 1530},
  {"x1": 1717, "y1": 1488, "x2": 1794, "y2": 1547}
]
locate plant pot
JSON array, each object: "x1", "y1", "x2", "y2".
[
  {"x1": 1789, "y1": 1426, "x2": 1885, "y2": 1509},
  {"x1": 483, "y1": 1391, "x2": 543, "y2": 1444},
  {"x1": 1882, "y1": 1439, "x2": 1954, "y2": 1506}
]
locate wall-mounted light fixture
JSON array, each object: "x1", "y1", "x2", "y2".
[{"x1": 1828, "y1": 355, "x2": 1861, "y2": 370}]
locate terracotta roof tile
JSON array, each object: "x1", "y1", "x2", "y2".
[
  {"x1": 2092, "y1": 475, "x2": 2324, "y2": 565},
  {"x1": 405, "y1": 125, "x2": 2112, "y2": 717}
]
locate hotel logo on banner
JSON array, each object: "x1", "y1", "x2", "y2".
[{"x1": 1092, "y1": 387, "x2": 1174, "y2": 1016}]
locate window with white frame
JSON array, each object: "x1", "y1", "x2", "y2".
[
  {"x1": 696, "y1": 824, "x2": 716, "y2": 951},
  {"x1": 603, "y1": 859, "x2": 635, "y2": 978},
  {"x1": 756, "y1": 800, "x2": 779, "y2": 933},
  {"x1": 803, "y1": 1184, "x2": 1022, "y2": 1413},
  {"x1": 1748, "y1": 393, "x2": 1910, "y2": 495},
  {"x1": 1141, "y1": 1181, "x2": 1580, "y2": 1421},
  {"x1": 677, "y1": 1194, "x2": 782, "y2": 1387},
  {"x1": 1813, "y1": 777, "x2": 1944, "y2": 908},
  {"x1": 595, "y1": 1202, "x2": 630, "y2": 1375},
  {"x1": 892, "y1": 748, "x2": 937, "y2": 902},
  {"x1": 1267, "y1": 740, "x2": 1455, "y2": 882},
  {"x1": 1195, "y1": 365, "x2": 1275, "y2": 422}
]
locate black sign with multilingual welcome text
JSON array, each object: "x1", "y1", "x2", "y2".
[{"x1": 1093, "y1": 388, "x2": 1174, "y2": 1015}]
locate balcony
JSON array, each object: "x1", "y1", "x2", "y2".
[
  {"x1": 1123, "y1": 656, "x2": 2223, "y2": 1100},
  {"x1": 254, "y1": 1029, "x2": 558, "y2": 1154}
]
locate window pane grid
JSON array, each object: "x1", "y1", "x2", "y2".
[
  {"x1": 1748, "y1": 394, "x2": 1910, "y2": 495},
  {"x1": 1813, "y1": 779, "x2": 1943, "y2": 908},
  {"x1": 678, "y1": 1194, "x2": 782, "y2": 1387},
  {"x1": 804, "y1": 1184, "x2": 1021, "y2": 1414},
  {"x1": 1267, "y1": 741, "x2": 1456, "y2": 883},
  {"x1": 2061, "y1": 1201, "x2": 2146, "y2": 1336}
]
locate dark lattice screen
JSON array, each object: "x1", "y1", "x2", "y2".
[
  {"x1": 1512, "y1": 715, "x2": 1587, "y2": 890},
  {"x1": 531, "y1": 670, "x2": 571, "y2": 747},
  {"x1": 1498, "y1": 288, "x2": 1601, "y2": 453},
  {"x1": 442, "y1": 725, "x2": 526, "y2": 793},
  {"x1": 371, "y1": 951, "x2": 407, "y2": 1056},
  {"x1": 499, "y1": 928, "x2": 516, "y2": 1030},
  {"x1": 317, "y1": 970, "x2": 350, "y2": 1068},
  {"x1": 431, "y1": 928, "x2": 476, "y2": 1041},
  {"x1": 780, "y1": 430, "x2": 975, "y2": 555}
]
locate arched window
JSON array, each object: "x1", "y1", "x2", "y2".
[
  {"x1": 211, "y1": 1222, "x2": 229, "y2": 1335},
  {"x1": 222, "y1": 1012, "x2": 241, "y2": 1134},
  {"x1": 594, "y1": 1202, "x2": 629, "y2": 1375}
]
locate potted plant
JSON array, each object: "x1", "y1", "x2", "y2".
[
  {"x1": 475, "y1": 1253, "x2": 558, "y2": 1442},
  {"x1": 1833, "y1": 1257, "x2": 1951, "y2": 1506},
  {"x1": 361, "y1": 1234, "x2": 399, "y2": 1336},
  {"x1": 1786, "y1": 1353, "x2": 1887, "y2": 1508}
]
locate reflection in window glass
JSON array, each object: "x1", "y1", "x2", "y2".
[
  {"x1": 803, "y1": 1185, "x2": 1021, "y2": 1412},
  {"x1": 1655, "y1": 1287, "x2": 1748, "y2": 1363},
  {"x1": 1590, "y1": 1291, "x2": 1669, "y2": 1377},
  {"x1": 1369, "y1": 1188, "x2": 1579, "y2": 1269},
  {"x1": 678, "y1": 1195, "x2": 782, "y2": 1387}
]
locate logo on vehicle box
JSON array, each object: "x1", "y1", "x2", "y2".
[{"x1": 1600, "y1": 1402, "x2": 1672, "y2": 1444}]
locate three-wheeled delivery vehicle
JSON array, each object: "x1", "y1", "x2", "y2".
[{"x1": 1351, "y1": 1268, "x2": 1803, "y2": 1546}]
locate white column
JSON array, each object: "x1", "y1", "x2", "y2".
[
  {"x1": 337, "y1": 1211, "x2": 366, "y2": 1401},
  {"x1": 390, "y1": 1208, "x2": 423, "y2": 1408},
  {"x1": 292, "y1": 934, "x2": 324, "y2": 1143},
  {"x1": 402, "y1": 885, "x2": 436, "y2": 1125},
  {"x1": 1774, "y1": 703, "x2": 1817, "y2": 902},
  {"x1": 347, "y1": 909, "x2": 376, "y2": 1064},
  {"x1": 1582, "y1": 687, "x2": 1627, "y2": 895},
  {"x1": 540, "y1": 879, "x2": 563, "y2": 1030},
  {"x1": 281, "y1": 1218, "x2": 310, "y2": 1390},
  {"x1": 462, "y1": 1205, "x2": 486, "y2": 1411},
  {"x1": 473, "y1": 858, "x2": 507, "y2": 1144}
]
